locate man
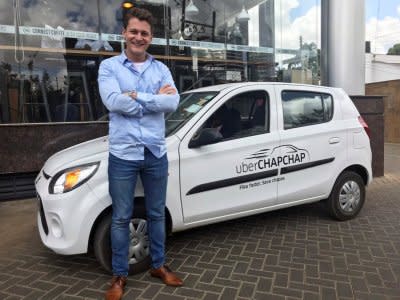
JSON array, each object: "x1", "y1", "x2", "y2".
[{"x1": 98, "y1": 7, "x2": 183, "y2": 300}]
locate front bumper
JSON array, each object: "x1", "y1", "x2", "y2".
[{"x1": 35, "y1": 170, "x2": 108, "y2": 255}]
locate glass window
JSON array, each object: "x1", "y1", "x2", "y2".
[
  {"x1": 165, "y1": 91, "x2": 218, "y2": 136},
  {"x1": 275, "y1": 0, "x2": 321, "y2": 85},
  {"x1": 282, "y1": 91, "x2": 333, "y2": 129},
  {"x1": 0, "y1": 0, "x2": 107, "y2": 124},
  {"x1": 0, "y1": 0, "x2": 322, "y2": 124},
  {"x1": 195, "y1": 90, "x2": 269, "y2": 144}
]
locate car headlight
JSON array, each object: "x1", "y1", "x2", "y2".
[{"x1": 49, "y1": 162, "x2": 99, "y2": 194}]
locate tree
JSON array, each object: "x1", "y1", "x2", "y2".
[{"x1": 387, "y1": 43, "x2": 400, "y2": 55}]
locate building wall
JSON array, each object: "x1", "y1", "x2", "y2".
[
  {"x1": 366, "y1": 80, "x2": 400, "y2": 143},
  {"x1": 365, "y1": 54, "x2": 400, "y2": 84}
]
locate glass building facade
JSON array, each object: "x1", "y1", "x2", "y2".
[{"x1": 0, "y1": 0, "x2": 321, "y2": 124}]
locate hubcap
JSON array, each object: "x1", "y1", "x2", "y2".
[
  {"x1": 339, "y1": 180, "x2": 361, "y2": 212},
  {"x1": 128, "y1": 218, "x2": 149, "y2": 264}
]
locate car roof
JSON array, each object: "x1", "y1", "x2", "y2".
[{"x1": 183, "y1": 82, "x2": 342, "y2": 94}]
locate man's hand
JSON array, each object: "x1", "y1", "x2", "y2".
[{"x1": 158, "y1": 84, "x2": 177, "y2": 95}]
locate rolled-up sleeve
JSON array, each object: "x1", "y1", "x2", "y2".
[
  {"x1": 135, "y1": 64, "x2": 179, "y2": 113},
  {"x1": 98, "y1": 60, "x2": 143, "y2": 117}
]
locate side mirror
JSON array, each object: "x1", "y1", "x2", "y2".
[{"x1": 188, "y1": 128, "x2": 223, "y2": 148}]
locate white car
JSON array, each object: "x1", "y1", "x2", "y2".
[{"x1": 35, "y1": 82, "x2": 372, "y2": 274}]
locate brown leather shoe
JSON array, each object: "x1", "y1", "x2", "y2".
[
  {"x1": 105, "y1": 276, "x2": 127, "y2": 300},
  {"x1": 150, "y1": 265, "x2": 183, "y2": 287}
]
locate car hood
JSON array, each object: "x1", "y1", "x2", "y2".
[
  {"x1": 43, "y1": 136, "x2": 109, "y2": 176},
  {"x1": 42, "y1": 135, "x2": 180, "y2": 176}
]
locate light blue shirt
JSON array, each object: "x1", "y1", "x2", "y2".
[{"x1": 98, "y1": 52, "x2": 179, "y2": 160}]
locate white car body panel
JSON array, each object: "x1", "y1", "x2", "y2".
[
  {"x1": 274, "y1": 85, "x2": 348, "y2": 204},
  {"x1": 178, "y1": 84, "x2": 279, "y2": 225}
]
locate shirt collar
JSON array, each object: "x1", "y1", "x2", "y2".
[{"x1": 119, "y1": 51, "x2": 155, "y2": 65}]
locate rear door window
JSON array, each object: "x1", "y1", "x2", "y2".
[{"x1": 281, "y1": 91, "x2": 333, "y2": 129}]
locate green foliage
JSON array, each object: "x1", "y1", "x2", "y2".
[{"x1": 387, "y1": 43, "x2": 400, "y2": 55}]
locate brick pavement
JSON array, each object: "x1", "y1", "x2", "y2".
[{"x1": 0, "y1": 144, "x2": 399, "y2": 300}]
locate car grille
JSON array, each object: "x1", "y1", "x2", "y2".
[{"x1": 37, "y1": 194, "x2": 49, "y2": 235}]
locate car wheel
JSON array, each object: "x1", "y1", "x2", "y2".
[
  {"x1": 326, "y1": 171, "x2": 365, "y2": 221},
  {"x1": 93, "y1": 212, "x2": 151, "y2": 275}
]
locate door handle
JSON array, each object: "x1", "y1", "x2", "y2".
[{"x1": 329, "y1": 137, "x2": 340, "y2": 144}]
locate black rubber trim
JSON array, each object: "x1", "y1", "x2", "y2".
[
  {"x1": 42, "y1": 170, "x2": 51, "y2": 180},
  {"x1": 186, "y1": 169, "x2": 278, "y2": 195},
  {"x1": 37, "y1": 194, "x2": 49, "y2": 235},
  {"x1": 280, "y1": 158, "x2": 335, "y2": 175}
]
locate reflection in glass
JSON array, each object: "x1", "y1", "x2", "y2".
[{"x1": 166, "y1": 91, "x2": 219, "y2": 136}]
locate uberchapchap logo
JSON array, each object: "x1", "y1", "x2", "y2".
[{"x1": 235, "y1": 145, "x2": 310, "y2": 174}]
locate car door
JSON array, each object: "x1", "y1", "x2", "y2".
[
  {"x1": 178, "y1": 85, "x2": 279, "y2": 224},
  {"x1": 274, "y1": 85, "x2": 347, "y2": 205}
]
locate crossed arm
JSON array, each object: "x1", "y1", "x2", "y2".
[{"x1": 98, "y1": 60, "x2": 179, "y2": 117}]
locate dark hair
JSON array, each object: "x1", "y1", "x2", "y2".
[{"x1": 123, "y1": 7, "x2": 154, "y2": 32}]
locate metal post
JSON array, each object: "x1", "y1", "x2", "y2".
[
  {"x1": 324, "y1": 0, "x2": 365, "y2": 95},
  {"x1": 212, "y1": 11, "x2": 216, "y2": 42},
  {"x1": 320, "y1": 0, "x2": 329, "y2": 86},
  {"x1": 181, "y1": 0, "x2": 186, "y2": 34}
]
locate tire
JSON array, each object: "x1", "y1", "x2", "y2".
[
  {"x1": 326, "y1": 171, "x2": 365, "y2": 221},
  {"x1": 93, "y1": 211, "x2": 151, "y2": 275}
]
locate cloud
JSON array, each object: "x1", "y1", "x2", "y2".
[{"x1": 366, "y1": 16, "x2": 400, "y2": 54}]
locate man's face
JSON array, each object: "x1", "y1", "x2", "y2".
[{"x1": 122, "y1": 17, "x2": 152, "y2": 60}]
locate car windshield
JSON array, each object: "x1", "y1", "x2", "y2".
[{"x1": 165, "y1": 91, "x2": 219, "y2": 136}]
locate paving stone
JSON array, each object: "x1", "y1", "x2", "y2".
[
  {"x1": 76, "y1": 288, "x2": 104, "y2": 299},
  {"x1": 202, "y1": 292, "x2": 219, "y2": 300},
  {"x1": 213, "y1": 278, "x2": 241, "y2": 288},
  {"x1": 274, "y1": 273, "x2": 288, "y2": 287},
  {"x1": 199, "y1": 270, "x2": 217, "y2": 284},
  {"x1": 256, "y1": 278, "x2": 272, "y2": 292},
  {"x1": 5, "y1": 285, "x2": 32, "y2": 297},
  {"x1": 40, "y1": 285, "x2": 69, "y2": 300},
  {"x1": 153, "y1": 293, "x2": 186, "y2": 300},
  {"x1": 123, "y1": 288, "x2": 143, "y2": 299},
  {"x1": 219, "y1": 287, "x2": 238, "y2": 300},
  {"x1": 321, "y1": 287, "x2": 337, "y2": 300},
  {"x1": 238, "y1": 282, "x2": 255, "y2": 299},
  {"x1": 175, "y1": 287, "x2": 204, "y2": 298},
  {"x1": 289, "y1": 282, "x2": 319, "y2": 294},
  {"x1": 254, "y1": 291, "x2": 285, "y2": 300},
  {"x1": 302, "y1": 291, "x2": 319, "y2": 300},
  {"x1": 336, "y1": 282, "x2": 354, "y2": 298},
  {"x1": 195, "y1": 283, "x2": 223, "y2": 294},
  {"x1": 30, "y1": 280, "x2": 57, "y2": 291},
  {"x1": 141, "y1": 284, "x2": 162, "y2": 299},
  {"x1": 272, "y1": 287, "x2": 302, "y2": 298}
]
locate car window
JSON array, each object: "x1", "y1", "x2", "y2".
[
  {"x1": 282, "y1": 91, "x2": 333, "y2": 129},
  {"x1": 193, "y1": 90, "x2": 270, "y2": 144},
  {"x1": 165, "y1": 91, "x2": 219, "y2": 136}
]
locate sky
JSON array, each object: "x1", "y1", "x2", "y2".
[{"x1": 365, "y1": 0, "x2": 400, "y2": 54}]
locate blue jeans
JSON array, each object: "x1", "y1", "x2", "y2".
[{"x1": 108, "y1": 149, "x2": 168, "y2": 276}]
